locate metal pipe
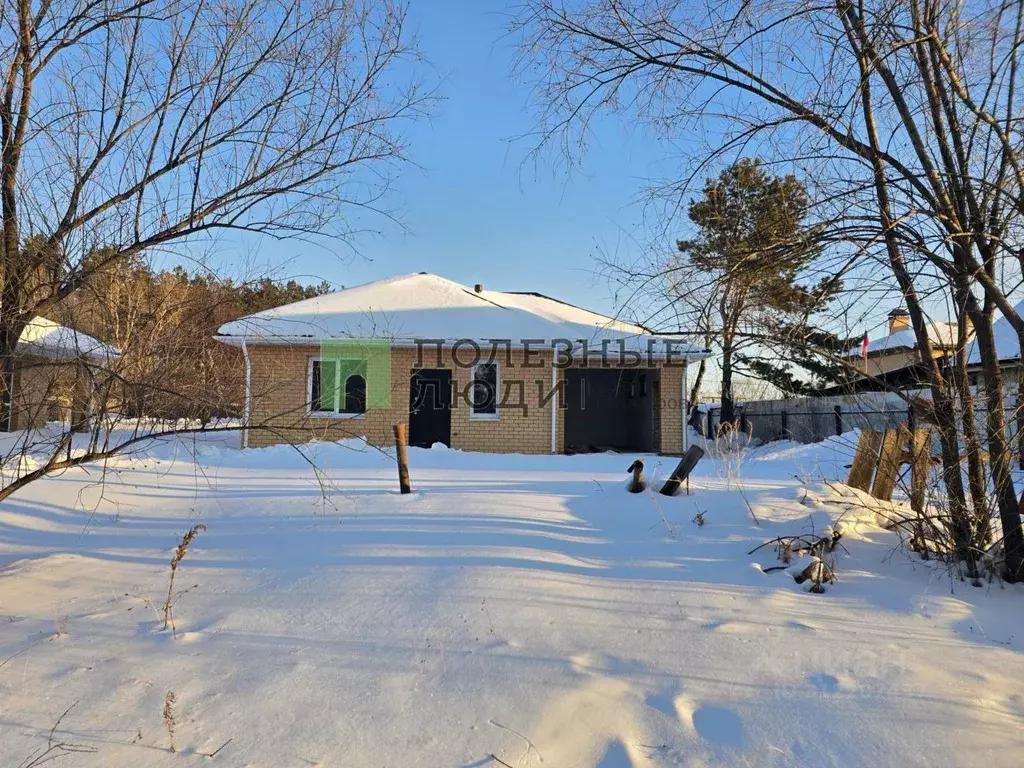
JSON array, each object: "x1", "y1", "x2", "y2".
[
  {"x1": 682, "y1": 361, "x2": 688, "y2": 454},
  {"x1": 550, "y1": 358, "x2": 557, "y2": 454},
  {"x1": 241, "y1": 338, "x2": 251, "y2": 449}
]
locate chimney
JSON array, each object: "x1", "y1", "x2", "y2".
[
  {"x1": 474, "y1": 283, "x2": 484, "y2": 294},
  {"x1": 888, "y1": 307, "x2": 910, "y2": 334}
]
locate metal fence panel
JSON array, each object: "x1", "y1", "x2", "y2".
[{"x1": 694, "y1": 392, "x2": 1024, "y2": 456}]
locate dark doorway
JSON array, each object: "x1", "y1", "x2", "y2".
[
  {"x1": 564, "y1": 368, "x2": 657, "y2": 453},
  {"x1": 409, "y1": 369, "x2": 452, "y2": 448}
]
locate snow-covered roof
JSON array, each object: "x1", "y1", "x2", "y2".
[
  {"x1": 17, "y1": 317, "x2": 120, "y2": 362},
  {"x1": 843, "y1": 321, "x2": 959, "y2": 358},
  {"x1": 216, "y1": 273, "x2": 708, "y2": 359},
  {"x1": 966, "y1": 300, "x2": 1024, "y2": 364}
]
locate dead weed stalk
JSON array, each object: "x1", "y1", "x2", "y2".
[
  {"x1": 163, "y1": 691, "x2": 177, "y2": 752},
  {"x1": 163, "y1": 524, "x2": 205, "y2": 635},
  {"x1": 18, "y1": 701, "x2": 97, "y2": 767}
]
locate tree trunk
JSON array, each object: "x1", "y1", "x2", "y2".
[
  {"x1": 844, "y1": 14, "x2": 977, "y2": 571},
  {"x1": 950, "y1": 284, "x2": 990, "y2": 547},
  {"x1": 0, "y1": 352, "x2": 14, "y2": 432},
  {"x1": 687, "y1": 357, "x2": 706, "y2": 412},
  {"x1": 0, "y1": 319, "x2": 29, "y2": 432},
  {"x1": 720, "y1": 342, "x2": 735, "y2": 427},
  {"x1": 967, "y1": 305, "x2": 1024, "y2": 580}
]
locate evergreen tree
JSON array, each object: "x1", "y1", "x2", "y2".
[
  {"x1": 738, "y1": 326, "x2": 860, "y2": 396},
  {"x1": 677, "y1": 159, "x2": 827, "y2": 423}
]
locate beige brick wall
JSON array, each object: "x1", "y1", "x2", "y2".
[
  {"x1": 244, "y1": 343, "x2": 687, "y2": 455},
  {"x1": 658, "y1": 363, "x2": 685, "y2": 455},
  {"x1": 10, "y1": 356, "x2": 79, "y2": 431},
  {"x1": 247, "y1": 344, "x2": 413, "y2": 448}
]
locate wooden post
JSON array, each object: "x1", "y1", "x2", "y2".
[
  {"x1": 847, "y1": 429, "x2": 883, "y2": 491},
  {"x1": 660, "y1": 445, "x2": 705, "y2": 496},
  {"x1": 626, "y1": 459, "x2": 644, "y2": 493},
  {"x1": 907, "y1": 427, "x2": 931, "y2": 514},
  {"x1": 781, "y1": 409, "x2": 788, "y2": 439},
  {"x1": 393, "y1": 423, "x2": 412, "y2": 494},
  {"x1": 871, "y1": 426, "x2": 909, "y2": 501},
  {"x1": 834, "y1": 405, "x2": 842, "y2": 436}
]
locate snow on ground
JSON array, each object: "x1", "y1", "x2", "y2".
[{"x1": 1, "y1": 432, "x2": 1023, "y2": 767}]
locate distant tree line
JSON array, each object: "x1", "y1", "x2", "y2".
[{"x1": 56, "y1": 254, "x2": 331, "y2": 421}]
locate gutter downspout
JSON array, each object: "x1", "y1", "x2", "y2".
[
  {"x1": 682, "y1": 360, "x2": 688, "y2": 455},
  {"x1": 241, "y1": 338, "x2": 251, "y2": 449},
  {"x1": 550, "y1": 358, "x2": 557, "y2": 454}
]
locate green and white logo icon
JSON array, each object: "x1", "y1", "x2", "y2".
[{"x1": 314, "y1": 339, "x2": 392, "y2": 412}]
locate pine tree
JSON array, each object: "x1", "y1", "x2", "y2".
[
  {"x1": 738, "y1": 326, "x2": 860, "y2": 396},
  {"x1": 677, "y1": 159, "x2": 826, "y2": 423}
]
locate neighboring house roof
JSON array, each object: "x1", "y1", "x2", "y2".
[
  {"x1": 966, "y1": 299, "x2": 1024, "y2": 365},
  {"x1": 842, "y1": 321, "x2": 959, "y2": 359},
  {"x1": 17, "y1": 317, "x2": 120, "y2": 362},
  {"x1": 216, "y1": 272, "x2": 708, "y2": 359},
  {"x1": 818, "y1": 361, "x2": 934, "y2": 396}
]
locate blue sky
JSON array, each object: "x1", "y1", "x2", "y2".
[{"x1": 224, "y1": 1, "x2": 675, "y2": 319}]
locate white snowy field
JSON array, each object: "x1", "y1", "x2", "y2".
[{"x1": 1, "y1": 433, "x2": 1023, "y2": 767}]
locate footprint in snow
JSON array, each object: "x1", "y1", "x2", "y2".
[
  {"x1": 569, "y1": 653, "x2": 644, "y2": 676},
  {"x1": 702, "y1": 619, "x2": 755, "y2": 634},
  {"x1": 783, "y1": 620, "x2": 816, "y2": 632},
  {"x1": 596, "y1": 739, "x2": 636, "y2": 767},
  {"x1": 691, "y1": 705, "x2": 744, "y2": 750},
  {"x1": 806, "y1": 672, "x2": 840, "y2": 693},
  {"x1": 645, "y1": 688, "x2": 685, "y2": 719}
]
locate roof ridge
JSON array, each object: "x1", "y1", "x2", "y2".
[{"x1": 497, "y1": 289, "x2": 653, "y2": 333}]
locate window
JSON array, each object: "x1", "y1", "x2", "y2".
[
  {"x1": 310, "y1": 358, "x2": 367, "y2": 416},
  {"x1": 311, "y1": 359, "x2": 338, "y2": 412},
  {"x1": 344, "y1": 374, "x2": 366, "y2": 414},
  {"x1": 471, "y1": 361, "x2": 498, "y2": 418}
]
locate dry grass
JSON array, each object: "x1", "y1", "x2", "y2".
[
  {"x1": 17, "y1": 702, "x2": 97, "y2": 767},
  {"x1": 162, "y1": 523, "x2": 206, "y2": 635},
  {"x1": 163, "y1": 691, "x2": 177, "y2": 753}
]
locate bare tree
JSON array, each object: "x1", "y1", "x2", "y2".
[
  {"x1": 0, "y1": 0, "x2": 429, "y2": 496},
  {"x1": 514, "y1": 0, "x2": 1024, "y2": 579}
]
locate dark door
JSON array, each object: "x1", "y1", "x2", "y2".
[
  {"x1": 409, "y1": 369, "x2": 452, "y2": 448},
  {"x1": 564, "y1": 369, "x2": 655, "y2": 452}
]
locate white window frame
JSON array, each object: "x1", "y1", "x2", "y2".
[
  {"x1": 470, "y1": 360, "x2": 500, "y2": 420},
  {"x1": 307, "y1": 356, "x2": 366, "y2": 420}
]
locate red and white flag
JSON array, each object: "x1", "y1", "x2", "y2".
[{"x1": 860, "y1": 332, "x2": 869, "y2": 361}]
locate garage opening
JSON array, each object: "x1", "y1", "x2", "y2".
[{"x1": 564, "y1": 368, "x2": 659, "y2": 453}]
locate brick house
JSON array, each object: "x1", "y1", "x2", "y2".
[
  {"x1": 7, "y1": 317, "x2": 120, "y2": 431},
  {"x1": 216, "y1": 273, "x2": 708, "y2": 454}
]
